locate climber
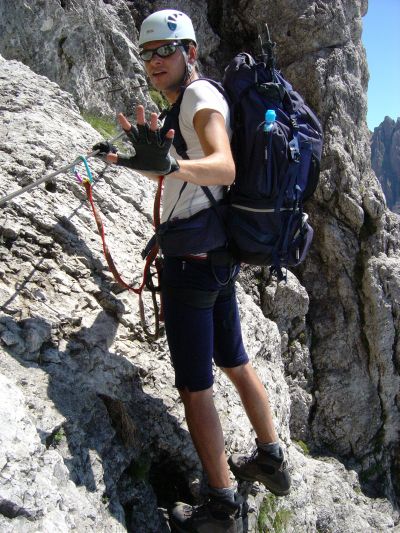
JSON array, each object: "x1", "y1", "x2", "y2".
[{"x1": 93, "y1": 9, "x2": 291, "y2": 532}]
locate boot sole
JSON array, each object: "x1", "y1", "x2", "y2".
[
  {"x1": 169, "y1": 522, "x2": 190, "y2": 533},
  {"x1": 170, "y1": 517, "x2": 243, "y2": 533},
  {"x1": 170, "y1": 518, "x2": 196, "y2": 533}
]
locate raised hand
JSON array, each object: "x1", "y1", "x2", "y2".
[{"x1": 115, "y1": 106, "x2": 178, "y2": 175}]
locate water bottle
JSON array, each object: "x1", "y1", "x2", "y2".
[
  {"x1": 264, "y1": 109, "x2": 276, "y2": 163},
  {"x1": 264, "y1": 109, "x2": 276, "y2": 132}
]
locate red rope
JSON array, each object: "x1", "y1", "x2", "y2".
[
  {"x1": 83, "y1": 178, "x2": 164, "y2": 339},
  {"x1": 154, "y1": 175, "x2": 164, "y2": 229},
  {"x1": 84, "y1": 180, "x2": 146, "y2": 293}
]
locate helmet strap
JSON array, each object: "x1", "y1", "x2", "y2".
[{"x1": 179, "y1": 43, "x2": 196, "y2": 85}]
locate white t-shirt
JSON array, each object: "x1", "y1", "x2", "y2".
[{"x1": 161, "y1": 79, "x2": 231, "y2": 223}]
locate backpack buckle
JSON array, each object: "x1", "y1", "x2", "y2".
[{"x1": 289, "y1": 137, "x2": 301, "y2": 163}]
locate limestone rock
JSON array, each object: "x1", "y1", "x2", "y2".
[
  {"x1": 371, "y1": 116, "x2": 400, "y2": 214},
  {"x1": 208, "y1": 0, "x2": 400, "y2": 517},
  {"x1": 0, "y1": 0, "x2": 152, "y2": 116},
  {"x1": 260, "y1": 272, "x2": 313, "y2": 442},
  {"x1": 1, "y1": 0, "x2": 400, "y2": 530}
]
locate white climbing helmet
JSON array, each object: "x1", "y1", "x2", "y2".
[{"x1": 139, "y1": 9, "x2": 197, "y2": 47}]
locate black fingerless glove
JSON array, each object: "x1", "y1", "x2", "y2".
[
  {"x1": 116, "y1": 124, "x2": 180, "y2": 175},
  {"x1": 92, "y1": 141, "x2": 118, "y2": 156}
]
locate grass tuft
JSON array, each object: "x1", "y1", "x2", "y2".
[
  {"x1": 82, "y1": 112, "x2": 118, "y2": 139},
  {"x1": 258, "y1": 494, "x2": 292, "y2": 533}
]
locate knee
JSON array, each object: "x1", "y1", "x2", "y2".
[
  {"x1": 178, "y1": 386, "x2": 213, "y2": 408},
  {"x1": 221, "y1": 361, "x2": 250, "y2": 382}
]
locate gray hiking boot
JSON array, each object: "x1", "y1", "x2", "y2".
[
  {"x1": 228, "y1": 442, "x2": 291, "y2": 496},
  {"x1": 169, "y1": 493, "x2": 244, "y2": 533}
]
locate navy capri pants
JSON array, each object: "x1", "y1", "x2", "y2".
[{"x1": 161, "y1": 256, "x2": 249, "y2": 392}]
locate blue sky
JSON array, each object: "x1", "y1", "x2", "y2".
[{"x1": 362, "y1": 0, "x2": 400, "y2": 130}]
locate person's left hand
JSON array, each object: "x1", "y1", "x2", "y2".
[
  {"x1": 114, "y1": 106, "x2": 179, "y2": 175},
  {"x1": 92, "y1": 141, "x2": 118, "y2": 160}
]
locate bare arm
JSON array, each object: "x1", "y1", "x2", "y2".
[
  {"x1": 166, "y1": 108, "x2": 235, "y2": 186},
  {"x1": 106, "y1": 105, "x2": 235, "y2": 186}
]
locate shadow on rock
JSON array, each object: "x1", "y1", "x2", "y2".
[
  {"x1": 0, "y1": 312, "x2": 195, "y2": 532},
  {"x1": 0, "y1": 209, "x2": 249, "y2": 530}
]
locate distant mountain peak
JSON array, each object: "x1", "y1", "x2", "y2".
[{"x1": 371, "y1": 115, "x2": 400, "y2": 214}]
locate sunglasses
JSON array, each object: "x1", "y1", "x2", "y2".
[{"x1": 139, "y1": 42, "x2": 183, "y2": 62}]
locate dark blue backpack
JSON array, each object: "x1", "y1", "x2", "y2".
[
  {"x1": 222, "y1": 51, "x2": 323, "y2": 275},
  {"x1": 156, "y1": 30, "x2": 323, "y2": 278}
]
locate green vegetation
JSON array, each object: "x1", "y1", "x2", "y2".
[
  {"x1": 258, "y1": 494, "x2": 292, "y2": 533},
  {"x1": 81, "y1": 112, "x2": 126, "y2": 151},
  {"x1": 149, "y1": 89, "x2": 169, "y2": 111},
  {"x1": 49, "y1": 427, "x2": 65, "y2": 447},
  {"x1": 258, "y1": 494, "x2": 276, "y2": 532},
  {"x1": 295, "y1": 439, "x2": 310, "y2": 455},
  {"x1": 298, "y1": 331, "x2": 306, "y2": 344},
  {"x1": 272, "y1": 508, "x2": 292, "y2": 533},
  {"x1": 81, "y1": 112, "x2": 118, "y2": 139}
]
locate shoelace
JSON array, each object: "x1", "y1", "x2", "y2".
[
  {"x1": 243, "y1": 448, "x2": 259, "y2": 464},
  {"x1": 243, "y1": 448, "x2": 288, "y2": 472},
  {"x1": 279, "y1": 458, "x2": 288, "y2": 471},
  {"x1": 182, "y1": 504, "x2": 195, "y2": 517}
]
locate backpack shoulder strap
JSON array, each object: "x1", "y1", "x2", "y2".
[
  {"x1": 159, "y1": 78, "x2": 230, "y2": 159},
  {"x1": 160, "y1": 88, "x2": 189, "y2": 160},
  {"x1": 200, "y1": 77, "x2": 229, "y2": 101}
]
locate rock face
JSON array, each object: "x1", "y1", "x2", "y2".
[
  {"x1": 0, "y1": 0, "x2": 220, "y2": 116},
  {"x1": 1, "y1": 0, "x2": 400, "y2": 531},
  {"x1": 206, "y1": 0, "x2": 400, "y2": 507},
  {"x1": 371, "y1": 116, "x2": 400, "y2": 214},
  {"x1": 0, "y1": 54, "x2": 289, "y2": 533},
  {"x1": 0, "y1": 0, "x2": 152, "y2": 116}
]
